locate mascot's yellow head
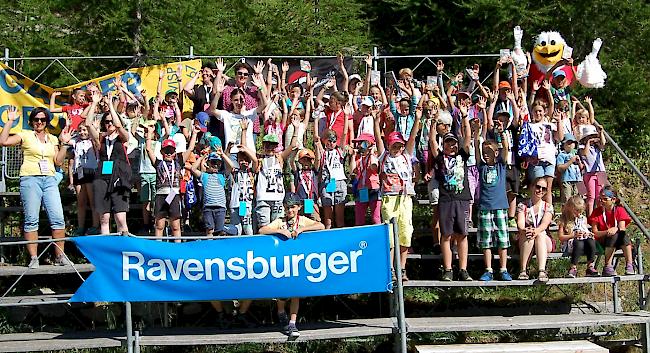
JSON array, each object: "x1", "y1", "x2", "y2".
[{"x1": 533, "y1": 31, "x2": 566, "y2": 68}]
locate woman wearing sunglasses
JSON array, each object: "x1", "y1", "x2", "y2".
[
  {"x1": 516, "y1": 177, "x2": 554, "y2": 282},
  {"x1": 86, "y1": 91, "x2": 132, "y2": 235},
  {"x1": 0, "y1": 106, "x2": 71, "y2": 268}
]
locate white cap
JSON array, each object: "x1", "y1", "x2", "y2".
[
  {"x1": 349, "y1": 74, "x2": 362, "y2": 82},
  {"x1": 361, "y1": 97, "x2": 374, "y2": 107}
]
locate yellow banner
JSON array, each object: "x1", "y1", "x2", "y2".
[{"x1": 0, "y1": 59, "x2": 203, "y2": 134}]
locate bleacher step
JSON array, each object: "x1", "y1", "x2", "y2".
[
  {"x1": 416, "y1": 340, "x2": 607, "y2": 353},
  {"x1": 403, "y1": 275, "x2": 647, "y2": 287},
  {"x1": 0, "y1": 331, "x2": 124, "y2": 352}
]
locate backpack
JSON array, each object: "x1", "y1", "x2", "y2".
[{"x1": 517, "y1": 120, "x2": 539, "y2": 159}]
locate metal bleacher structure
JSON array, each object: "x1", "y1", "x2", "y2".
[{"x1": 1, "y1": 50, "x2": 650, "y2": 353}]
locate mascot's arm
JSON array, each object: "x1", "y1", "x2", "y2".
[{"x1": 576, "y1": 38, "x2": 607, "y2": 89}]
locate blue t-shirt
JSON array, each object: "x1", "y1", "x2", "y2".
[
  {"x1": 478, "y1": 160, "x2": 509, "y2": 210},
  {"x1": 201, "y1": 172, "x2": 227, "y2": 207},
  {"x1": 556, "y1": 151, "x2": 582, "y2": 182}
]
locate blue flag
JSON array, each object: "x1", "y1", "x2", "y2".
[{"x1": 71, "y1": 224, "x2": 392, "y2": 302}]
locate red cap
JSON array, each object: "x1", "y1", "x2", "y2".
[
  {"x1": 352, "y1": 133, "x2": 375, "y2": 144},
  {"x1": 386, "y1": 131, "x2": 406, "y2": 147},
  {"x1": 498, "y1": 81, "x2": 512, "y2": 90},
  {"x1": 162, "y1": 139, "x2": 176, "y2": 149}
]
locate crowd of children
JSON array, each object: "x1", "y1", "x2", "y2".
[{"x1": 9, "y1": 53, "x2": 636, "y2": 335}]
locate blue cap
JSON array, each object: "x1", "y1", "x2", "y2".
[
  {"x1": 552, "y1": 69, "x2": 566, "y2": 78},
  {"x1": 196, "y1": 112, "x2": 209, "y2": 132},
  {"x1": 208, "y1": 136, "x2": 222, "y2": 151},
  {"x1": 208, "y1": 152, "x2": 222, "y2": 161},
  {"x1": 562, "y1": 133, "x2": 577, "y2": 143}
]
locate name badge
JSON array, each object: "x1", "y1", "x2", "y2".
[
  {"x1": 38, "y1": 159, "x2": 50, "y2": 174},
  {"x1": 165, "y1": 189, "x2": 178, "y2": 205},
  {"x1": 239, "y1": 201, "x2": 247, "y2": 217},
  {"x1": 303, "y1": 199, "x2": 315, "y2": 214},
  {"x1": 359, "y1": 188, "x2": 369, "y2": 203},
  {"x1": 326, "y1": 179, "x2": 336, "y2": 193},
  {"x1": 101, "y1": 161, "x2": 114, "y2": 175}
]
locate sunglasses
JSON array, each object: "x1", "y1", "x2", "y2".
[
  {"x1": 162, "y1": 148, "x2": 175, "y2": 155},
  {"x1": 535, "y1": 184, "x2": 548, "y2": 192},
  {"x1": 236, "y1": 71, "x2": 249, "y2": 77},
  {"x1": 327, "y1": 136, "x2": 337, "y2": 143},
  {"x1": 103, "y1": 120, "x2": 114, "y2": 125},
  {"x1": 31, "y1": 118, "x2": 48, "y2": 123}
]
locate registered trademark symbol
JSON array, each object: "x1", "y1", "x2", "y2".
[{"x1": 359, "y1": 241, "x2": 367, "y2": 249}]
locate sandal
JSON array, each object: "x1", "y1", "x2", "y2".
[
  {"x1": 537, "y1": 270, "x2": 549, "y2": 283},
  {"x1": 401, "y1": 269, "x2": 410, "y2": 282},
  {"x1": 517, "y1": 271, "x2": 529, "y2": 280}
]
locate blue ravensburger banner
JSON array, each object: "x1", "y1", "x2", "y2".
[{"x1": 71, "y1": 224, "x2": 391, "y2": 302}]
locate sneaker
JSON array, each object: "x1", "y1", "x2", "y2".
[
  {"x1": 500, "y1": 270, "x2": 513, "y2": 281},
  {"x1": 479, "y1": 271, "x2": 493, "y2": 281},
  {"x1": 72, "y1": 228, "x2": 86, "y2": 237},
  {"x1": 441, "y1": 269, "x2": 454, "y2": 281},
  {"x1": 28, "y1": 256, "x2": 39, "y2": 269},
  {"x1": 284, "y1": 322, "x2": 300, "y2": 338},
  {"x1": 233, "y1": 311, "x2": 256, "y2": 328},
  {"x1": 567, "y1": 267, "x2": 577, "y2": 278},
  {"x1": 537, "y1": 270, "x2": 549, "y2": 283},
  {"x1": 585, "y1": 266, "x2": 598, "y2": 277},
  {"x1": 215, "y1": 311, "x2": 228, "y2": 329},
  {"x1": 53, "y1": 255, "x2": 73, "y2": 266},
  {"x1": 278, "y1": 312, "x2": 289, "y2": 328},
  {"x1": 458, "y1": 269, "x2": 473, "y2": 281},
  {"x1": 625, "y1": 263, "x2": 636, "y2": 275},
  {"x1": 602, "y1": 265, "x2": 616, "y2": 277}
]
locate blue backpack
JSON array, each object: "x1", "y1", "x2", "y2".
[{"x1": 517, "y1": 120, "x2": 539, "y2": 159}]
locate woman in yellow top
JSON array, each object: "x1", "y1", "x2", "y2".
[{"x1": 0, "y1": 107, "x2": 72, "y2": 269}]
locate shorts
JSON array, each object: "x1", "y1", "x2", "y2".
[
  {"x1": 603, "y1": 231, "x2": 631, "y2": 249},
  {"x1": 321, "y1": 180, "x2": 348, "y2": 207},
  {"x1": 439, "y1": 200, "x2": 470, "y2": 237},
  {"x1": 93, "y1": 178, "x2": 130, "y2": 214},
  {"x1": 231, "y1": 205, "x2": 254, "y2": 235},
  {"x1": 477, "y1": 209, "x2": 510, "y2": 249},
  {"x1": 255, "y1": 200, "x2": 284, "y2": 228},
  {"x1": 139, "y1": 173, "x2": 157, "y2": 203},
  {"x1": 560, "y1": 181, "x2": 579, "y2": 203},
  {"x1": 506, "y1": 165, "x2": 520, "y2": 194},
  {"x1": 203, "y1": 206, "x2": 226, "y2": 232},
  {"x1": 427, "y1": 178, "x2": 440, "y2": 205},
  {"x1": 381, "y1": 195, "x2": 413, "y2": 248},
  {"x1": 528, "y1": 161, "x2": 555, "y2": 180},
  {"x1": 20, "y1": 176, "x2": 65, "y2": 232},
  {"x1": 154, "y1": 193, "x2": 182, "y2": 219},
  {"x1": 72, "y1": 168, "x2": 96, "y2": 186},
  {"x1": 467, "y1": 165, "x2": 479, "y2": 204}
]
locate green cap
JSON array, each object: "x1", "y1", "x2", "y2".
[{"x1": 262, "y1": 134, "x2": 279, "y2": 144}]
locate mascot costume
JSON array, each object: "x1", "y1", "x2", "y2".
[{"x1": 511, "y1": 26, "x2": 607, "y2": 89}]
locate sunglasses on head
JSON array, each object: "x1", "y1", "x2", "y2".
[
  {"x1": 31, "y1": 117, "x2": 48, "y2": 123},
  {"x1": 327, "y1": 135, "x2": 337, "y2": 143},
  {"x1": 535, "y1": 184, "x2": 548, "y2": 192},
  {"x1": 236, "y1": 71, "x2": 249, "y2": 77}
]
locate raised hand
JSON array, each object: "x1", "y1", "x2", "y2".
[
  {"x1": 291, "y1": 115, "x2": 301, "y2": 128},
  {"x1": 51, "y1": 91, "x2": 62, "y2": 98},
  {"x1": 337, "y1": 53, "x2": 344, "y2": 68},
  {"x1": 364, "y1": 53, "x2": 373, "y2": 67},
  {"x1": 436, "y1": 60, "x2": 444, "y2": 73},
  {"x1": 472, "y1": 63, "x2": 480, "y2": 80},
  {"x1": 532, "y1": 80, "x2": 541, "y2": 92},
  {"x1": 240, "y1": 119, "x2": 249, "y2": 130},
  {"x1": 477, "y1": 95, "x2": 487, "y2": 109},
  {"x1": 215, "y1": 58, "x2": 226, "y2": 72},
  {"x1": 6, "y1": 106, "x2": 18, "y2": 122},
  {"x1": 254, "y1": 60, "x2": 265, "y2": 75},
  {"x1": 215, "y1": 76, "x2": 226, "y2": 93},
  {"x1": 489, "y1": 89, "x2": 498, "y2": 102},
  {"x1": 541, "y1": 80, "x2": 551, "y2": 91},
  {"x1": 92, "y1": 91, "x2": 102, "y2": 103},
  {"x1": 159, "y1": 70, "x2": 164, "y2": 80},
  {"x1": 584, "y1": 96, "x2": 592, "y2": 105},
  {"x1": 59, "y1": 126, "x2": 72, "y2": 144},
  {"x1": 251, "y1": 73, "x2": 265, "y2": 88},
  {"x1": 281, "y1": 61, "x2": 289, "y2": 73},
  {"x1": 176, "y1": 65, "x2": 183, "y2": 81},
  {"x1": 506, "y1": 90, "x2": 515, "y2": 102}
]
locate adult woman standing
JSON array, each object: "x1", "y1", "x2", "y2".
[
  {"x1": 86, "y1": 92, "x2": 132, "y2": 235},
  {"x1": 0, "y1": 106, "x2": 71, "y2": 268}
]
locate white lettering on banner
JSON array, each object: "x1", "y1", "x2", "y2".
[{"x1": 122, "y1": 249, "x2": 365, "y2": 284}]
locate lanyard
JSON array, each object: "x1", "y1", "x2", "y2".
[
  {"x1": 328, "y1": 110, "x2": 342, "y2": 129},
  {"x1": 204, "y1": 85, "x2": 212, "y2": 103},
  {"x1": 326, "y1": 149, "x2": 342, "y2": 172},
  {"x1": 286, "y1": 215, "x2": 300, "y2": 233},
  {"x1": 163, "y1": 161, "x2": 175, "y2": 187},
  {"x1": 602, "y1": 208, "x2": 617, "y2": 227},
  {"x1": 358, "y1": 115, "x2": 371, "y2": 135},
  {"x1": 528, "y1": 201, "x2": 545, "y2": 228},
  {"x1": 105, "y1": 136, "x2": 116, "y2": 159},
  {"x1": 300, "y1": 170, "x2": 313, "y2": 198},
  {"x1": 360, "y1": 155, "x2": 371, "y2": 188},
  {"x1": 34, "y1": 132, "x2": 48, "y2": 159},
  {"x1": 237, "y1": 169, "x2": 252, "y2": 199}
]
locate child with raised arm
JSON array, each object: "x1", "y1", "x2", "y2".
[
  {"x1": 374, "y1": 105, "x2": 420, "y2": 281},
  {"x1": 229, "y1": 120, "x2": 258, "y2": 235},
  {"x1": 476, "y1": 128, "x2": 512, "y2": 281},
  {"x1": 350, "y1": 132, "x2": 380, "y2": 225},
  {"x1": 50, "y1": 88, "x2": 89, "y2": 132},
  {"x1": 430, "y1": 106, "x2": 473, "y2": 281},
  {"x1": 559, "y1": 196, "x2": 599, "y2": 278},
  {"x1": 588, "y1": 187, "x2": 635, "y2": 276},
  {"x1": 556, "y1": 133, "x2": 583, "y2": 203},
  {"x1": 259, "y1": 192, "x2": 325, "y2": 338},
  {"x1": 314, "y1": 129, "x2": 348, "y2": 229}
]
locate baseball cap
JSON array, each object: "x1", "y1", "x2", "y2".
[
  {"x1": 443, "y1": 133, "x2": 459, "y2": 142},
  {"x1": 283, "y1": 192, "x2": 303, "y2": 207},
  {"x1": 208, "y1": 152, "x2": 222, "y2": 161},
  {"x1": 322, "y1": 94, "x2": 331, "y2": 101},
  {"x1": 386, "y1": 131, "x2": 406, "y2": 147},
  {"x1": 562, "y1": 133, "x2": 578, "y2": 144},
  {"x1": 162, "y1": 139, "x2": 176, "y2": 150},
  {"x1": 498, "y1": 81, "x2": 512, "y2": 90},
  {"x1": 456, "y1": 90, "x2": 470, "y2": 99},
  {"x1": 349, "y1": 74, "x2": 362, "y2": 82},
  {"x1": 164, "y1": 89, "x2": 178, "y2": 98},
  {"x1": 436, "y1": 111, "x2": 453, "y2": 126},
  {"x1": 361, "y1": 97, "x2": 374, "y2": 107},
  {"x1": 208, "y1": 136, "x2": 222, "y2": 151},
  {"x1": 196, "y1": 112, "x2": 209, "y2": 132},
  {"x1": 352, "y1": 133, "x2": 375, "y2": 144},
  {"x1": 297, "y1": 149, "x2": 315, "y2": 160},
  {"x1": 262, "y1": 134, "x2": 279, "y2": 144},
  {"x1": 553, "y1": 69, "x2": 566, "y2": 78}
]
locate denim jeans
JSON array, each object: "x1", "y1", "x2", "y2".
[{"x1": 20, "y1": 176, "x2": 65, "y2": 232}]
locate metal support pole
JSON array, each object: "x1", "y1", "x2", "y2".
[
  {"x1": 643, "y1": 323, "x2": 650, "y2": 353},
  {"x1": 134, "y1": 330, "x2": 141, "y2": 353},
  {"x1": 3, "y1": 48, "x2": 8, "y2": 65},
  {"x1": 125, "y1": 302, "x2": 134, "y2": 353},
  {"x1": 612, "y1": 279, "x2": 621, "y2": 313},
  {"x1": 638, "y1": 238, "x2": 646, "y2": 308},
  {"x1": 603, "y1": 130, "x2": 650, "y2": 190},
  {"x1": 373, "y1": 47, "x2": 378, "y2": 71},
  {"x1": 620, "y1": 199, "x2": 650, "y2": 241},
  {"x1": 391, "y1": 218, "x2": 407, "y2": 353},
  {"x1": 189, "y1": 46, "x2": 194, "y2": 59}
]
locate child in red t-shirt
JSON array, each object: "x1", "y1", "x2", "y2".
[
  {"x1": 587, "y1": 186, "x2": 634, "y2": 276},
  {"x1": 49, "y1": 88, "x2": 89, "y2": 132}
]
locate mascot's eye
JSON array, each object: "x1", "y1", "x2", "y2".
[
  {"x1": 551, "y1": 40, "x2": 556, "y2": 45},
  {"x1": 541, "y1": 41, "x2": 547, "y2": 46}
]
